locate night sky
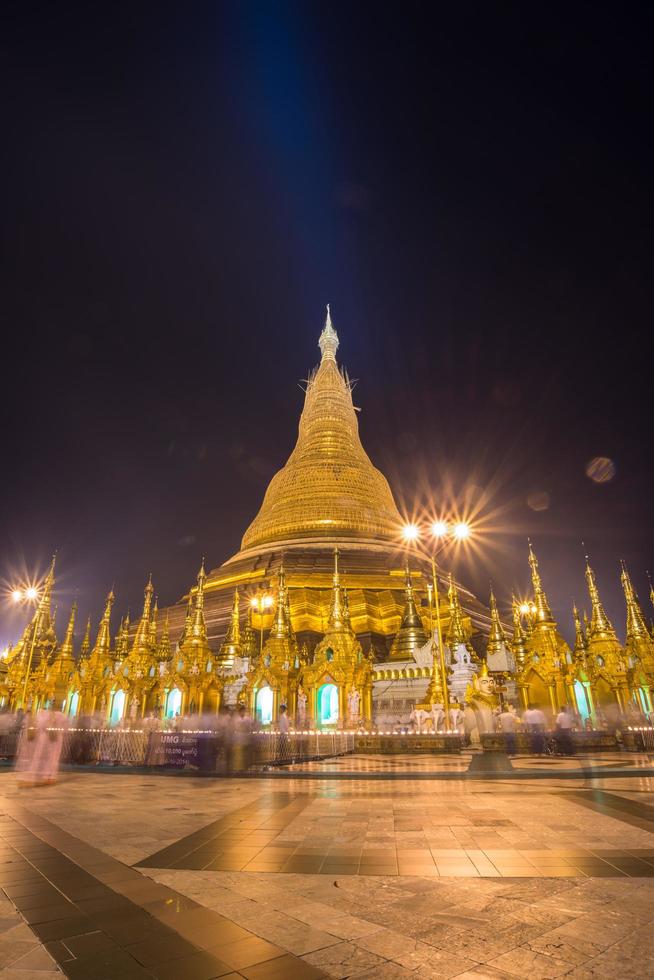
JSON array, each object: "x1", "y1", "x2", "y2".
[{"x1": 2, "y1": 2, "x2": 653, "y2": 646}]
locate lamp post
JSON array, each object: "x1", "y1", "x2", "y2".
[
  {"x1": 250, "y1": 593, "x2": 273, "y2": 658},
  {"x1": 402, "y1": 520, "x2": 471, "y2": 733},
  {"x1": 10, "y1": 586, "x2": 41, "y2": 710}
]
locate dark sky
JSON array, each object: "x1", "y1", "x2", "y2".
[{"x1": 2, "y1": 1, "x2": 653, "y2": 646}]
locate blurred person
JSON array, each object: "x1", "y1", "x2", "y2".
[
  {"x1": 17, "y1": 707, "x2": 67, "y2": 786},
  {"x1": 232, "y1": 703, "x2": 253, "y2": 772},
  {"x1": 523, "y1": 703, "x2": 547, "y2": 755},
  {"x1": 277, "y1": 704, "x2": 290, "y2": 764},
  {"x1": 497, "y1": 703, "x2": 518, "y2": 755},
  {"x1": 555, "y1": 704, "x2": 576, "y2": 755}
]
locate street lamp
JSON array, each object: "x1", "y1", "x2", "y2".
[
  {"x1": 250, "y1": 593, "x2": 273, "y2": 658},
  {"x1": 402, "y1": 519, "x2": 472, "y2": 732}
]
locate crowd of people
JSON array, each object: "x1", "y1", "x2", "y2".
[{"x1": 495, "y1": 700, "x2": 654, "y2": 755}]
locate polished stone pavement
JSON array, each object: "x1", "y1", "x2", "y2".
[{"x1": 1, "y1": 766, "x2": 654, "y2": 978}]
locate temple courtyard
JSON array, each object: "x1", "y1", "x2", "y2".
[{"x1": 0, "y1": 765, "x2": 654, "y2": 978}]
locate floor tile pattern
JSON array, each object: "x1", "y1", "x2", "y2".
[{"x1": 0, "y1": 800, "x2": 325, "y2": 979}]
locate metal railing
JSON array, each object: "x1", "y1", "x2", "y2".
[
  {"x1": 252, "y1": 731, "x2": 355, "y2": 766},
  {"x1": 626, "y1": 727, "x2": 654, "y2": 751},
  {"x1": 10, "y1": 727, "x2": 356, "y2": 771}
]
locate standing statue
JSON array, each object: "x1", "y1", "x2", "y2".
[
  {"x1": 297, "y1": 686, "x2": 307, "y2": 728},
  {"x1": 347, "y1": 688, "x2": 360, "y2": 724}
]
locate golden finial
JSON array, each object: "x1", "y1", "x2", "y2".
[
  {"x1": 487, "y1": 587, "x2": 506, "y2": 656},
  {"x1": 318, "y1": 303, "x2": 339, "y2": 361},
  {"x1": 91, "y1": 589, "x2": 115, "y2": 660},
  {"x1": 621, "y1": 562, "x2": 649, "y2": 641},
  {"x1": 58, "y1": 601, "x2": 77, "y2": 660},
  {"x1": 584, "y1": 554, "x2": 616, "y2": 639},
  {"x1": 527, "y1": 540, "x2": 554, "y2": 622},
  {"x1": 80, "y1": 615, "x2": 92, "y2": 658},
  {"x1": 446, "y1": 573, "x2": 468, "y2": 647}
]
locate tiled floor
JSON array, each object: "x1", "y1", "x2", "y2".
[{"x1": 1, "y1": 768, "x2": 654, "y2": 977}]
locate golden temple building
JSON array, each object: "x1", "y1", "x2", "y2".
[{"x1": 3, "y1": 309, "x2": 654, "y2": 730}]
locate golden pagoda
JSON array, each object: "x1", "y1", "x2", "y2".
[
  {"x1": 154, "y1": 308, "x2": 494, "y2": 727},
  {"x1": 584, "y1": 556, "x2": 631, "y2": 712},
  {"x1": 299, "y1": 548, "x2": 373, "y2": 726},
  {"x1": 620, "y1": 562, "x2": 654, "y2": 714},
  {"x1": 78, "y1": 589, "x2": 115, "y2": 715},
  {"x1": 516, "y1": 542, "x2": 574, "y2": 715}
]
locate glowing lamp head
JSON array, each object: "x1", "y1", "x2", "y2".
[
  {"x1": 262, "y1": 595, "x2": 273, "y2": 609},
  {"x1": 250, "y1": 597, "x2": 259, "y2": 609},
  {"x1": 453, "y1": 522, "x2": 471, "y2": 541},
  {"x1": 402, "y1": 524, "x2": 420, "y2": 542},
  {"x1": 25, "y1": 587, "x2": 39, "y2": 601},
  {"x1": 11, "y1": 590, "x2": 23, "y2": 603},
  {"x1": 431, "y1": 520, "x2": 449, "y2": 538},
  {"x1": 519, "y1": 602, "x2": 530, "y2": 615}
]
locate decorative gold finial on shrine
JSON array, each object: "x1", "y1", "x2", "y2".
[
  {"x1": 528, "y1": 540, "x2": 554, "y2": 622},
  {"x1": 585, "y1": 555, "x2": 616, "y2": 640},
  {"x1": 270, "y1": 564, "x2": 292, "y2": 639},
  {"x1": 621, "y1": 561, "x2": 649, "y2": 641},
  {"x1": 487, "y1": 588, "x2": 506, "y2": 658}
]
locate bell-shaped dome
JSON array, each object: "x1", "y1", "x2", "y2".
[{"x1": 241, "y1": 308, "x2": 403, "y2": 552}]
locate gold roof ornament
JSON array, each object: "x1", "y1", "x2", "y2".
[
  {"x1": 80, "y1": 615, "x2": 92, "y2": 659},
  {"x1": 486, "y1": 588, "x2": 515, "y2": 673},
  {"x1": 328, "y1": 547, "x2": 347, "y2": 632},
  {"x1": 130, "y1": 574, "x2": 155, "y2": 658},
  {"x1": 446, "y1": 573, "x2": 471, "y2": 649},
  {"x1": 621, "y1": 562, "x2": 650, "y2": 642},
  {"x1": 585, "y1": 556, "x2": 617, "y2": 641},
  {"x1": 511, "y1": 593, "x2": 527, "y2": 669},
  {"x1": 56, "y1": 602, "x2": 77, "y2": 671},
  {"x1": 389, "y1": 563, "x2": 428, "y2": 660},
  {"x1": 158, "y1": 611, "x2": 172, "y2": 661},
  {"x1": 149, "y1": 597, "x2": 159, "y2": 647},
  {"x1": 179, "y1": 560, "x2": 212, "y2": 667},
  {"x1": 528, "y1": 540, "x2": 554, "y2": 623},
  {"x1": 572, "y1": 603, "x2": 588, "y2": 660},
  {"x1": 219, "y1": 589, "x2": 241, "y2": 666},
  {"x1": 240, "y1": 307, "x2": 403, "y2": 551}
]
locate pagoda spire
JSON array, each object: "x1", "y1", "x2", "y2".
[
  {"x1": 91, "y1": 590, "x2": 114, "y2": 660},
  {"x1": 158, "y1": 611, "x2": 172, "y2": 661},
  {"x1": 446, "y1": 574, "x2": 469, "y2": 647},
  {"x1": 318, "y1": 303, "x2": 339, "y2": 362},
  {"x1": 149, "y1": 597, "x2": 159, "y2": 646},
  {"x1": 270, "y1": 564, "x2": 292, "y2": 639},
  {"x1": 178, "y1": 592, "x2": 193, "y2": 649},
  {"x1": 487, "y1": 588, "x2": 506, "y2": 656},
  {"x1": 178, "y1": 560, "x2": 211, "y2": 667},
  {"x1": 511, "y1": 594, "x2": 527, "y2": 668},
  {"x1": 190, "y1": 560, "x2": 208, "y2": 639},
  {"x1": 572, "y1": 603, "x2": 588, "y2": 662},
  {"x1": 80, "y1": 616, "x2": 92, "y2": 658},
  {"x1": 328, "y1": 547, "x2": 346, "y2": 631},
  {"x1": 528, "y1": 540, "x2": 554, "y2": 622},
  {"x1": 225, "y1": 589, "x2": 241, "y2": 646},
  {"x1": 131, "y1": 574, "x2": 154, "y2": 653},
  {"x1": 585, "y1": 556, "x2": 616, "y2": 640},
  {"x1": 389, "y1": 562, "x2": 427, "y2": 659},
  {"x1": 621, "y1": 562, "x2": 649, "y2": 642},
  {"x1": 241, "y1": 308, "x2": 402, "y2": 551},
  {"x1": 219, "y1": 588, "x2": 242, "y2": 666},
  {"x1": 57, "y1": 601, "x2": 77, "y2": 668}
]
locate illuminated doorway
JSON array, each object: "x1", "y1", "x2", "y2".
[
  {"x1": 109, "y1": 689, "x2": 126, "y2": 726},
  {"x1": 166, "y1": 688, "x2": 182, "y2": 718},
  {"x1": 68, "y1": 692, "x2": 80, "y2": 717},
  {"x1": 255, "y1": 686, "x2": 273, "y2": 726},
  {"x1": 318, "y1": 683, "x2": 339, "y2": 726}
]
